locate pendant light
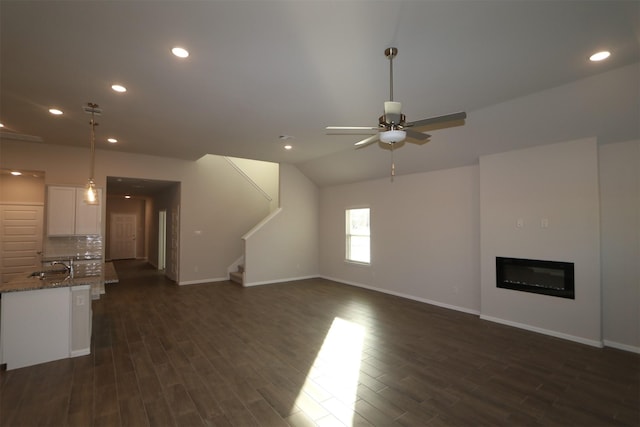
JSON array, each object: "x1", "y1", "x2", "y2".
[{"x1": 84, "y1": 102, "x2": 100, "y2": 205}]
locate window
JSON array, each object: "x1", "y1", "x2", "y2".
[{"x1": 346, "y1": 208, "x2": 370, "y2": 264}]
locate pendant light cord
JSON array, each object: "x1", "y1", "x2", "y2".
[{"x1": 87, "y1": 102, "x2": 98, "y2": 181}]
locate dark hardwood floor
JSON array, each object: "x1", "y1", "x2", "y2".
[{"x1": 1, "y1": 260, "x2": 638, "y2": 426}]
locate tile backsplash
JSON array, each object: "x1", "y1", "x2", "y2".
[{"x1": 44, "y1": 235, "x2": 103, "y2": 260}]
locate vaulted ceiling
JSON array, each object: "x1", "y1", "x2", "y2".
[{"x1": 1, "y1": 1, "x2": 638, "y2": 187}]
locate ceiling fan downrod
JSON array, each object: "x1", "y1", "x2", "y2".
[{"x1": 385, "y1": 47, "x2": 398, "y2": 102}]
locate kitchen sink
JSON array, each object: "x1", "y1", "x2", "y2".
[{"x1": 28, "y1": 269, "x2": 70, "y2": 280}]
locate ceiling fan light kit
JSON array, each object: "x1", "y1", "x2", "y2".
[{"x1": 379, "y1": 130, "x2": 406, "y2": 144}]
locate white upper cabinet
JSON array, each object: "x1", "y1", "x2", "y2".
[{"x1": 47, "y1": 186, "x2": 102, "y2": 236}]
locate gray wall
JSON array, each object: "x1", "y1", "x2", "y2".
[
  {"x1": 479, "y1": 138, "x2": 601, "y2": 346},
  {"x1": 319, "y1": 138, "x2": 639, "y2": 351},
  {"x1": 0, "y1": 171, "x2": 45, "y2": 204},
  {"x1": 599, "y1": 140, "x2": 640, "y2": 351},
  {"x1": 244, "y1": 163, "x2": 319, "y2": 285},
  {"x1": 320, "y1": 165, "x2": 480, "y2": 314}
]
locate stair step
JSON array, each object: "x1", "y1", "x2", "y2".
[{"x1": 230, "y1": 270, "x2": 244, "y2": 285}]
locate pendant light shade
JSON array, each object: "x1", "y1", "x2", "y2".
[
  {"x1": 85, "y1": 179, "x2": 98, "y2": 204},
  {"x1": 85, "y1": 102, "x2": 100, "y2": 205}
]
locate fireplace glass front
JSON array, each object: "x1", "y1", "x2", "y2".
[{"x1": 496, "y1": 257, "x2": 574, "y2": 299}]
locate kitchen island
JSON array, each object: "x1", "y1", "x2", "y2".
[{"x1": 0, "y1": 270, "x2": 101, "y2": 370}]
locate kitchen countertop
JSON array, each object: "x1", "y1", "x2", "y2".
[{"x1": 0, "y1": 271, "x2": 103, "y2": 293}]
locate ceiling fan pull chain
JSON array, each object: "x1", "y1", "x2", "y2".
[{"x1": 390, "y1": 144, "x2": 395, "y2": 182}]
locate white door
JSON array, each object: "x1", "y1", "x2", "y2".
[
  {"x1": 110, "y1": 214, "x2": 136, "y2": 260},
  {"x1": 0, "y1": 204, "x2": 44, "y2": 284}
]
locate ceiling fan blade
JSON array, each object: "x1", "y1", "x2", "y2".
[
  {"x1": 326, "y1": 126, "x2": 378, "y2": 135},
  {"x1": 405, "y1": 129, "x2": 430, "y2": 141},
  {"x1": 406, "y1": 111, "x2": 467, "y2": 128},
  {"x1": 354, "y1": 134, "x2": 380, "y2": 148}
]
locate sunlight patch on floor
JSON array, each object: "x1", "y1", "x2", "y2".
[{"x1": 293, "y1": 317, "x2": 366, "y2": 426}]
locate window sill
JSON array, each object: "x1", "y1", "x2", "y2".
[{"x1": 344, "y1": 260, "x2": 370, "y2": 267}]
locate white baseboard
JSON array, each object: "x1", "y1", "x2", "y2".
[
  {"x1": 243, "y1": 275, "x2": 318, "y2": 287},
  {"x1": 603, "y1": 340, "x2": 640, "y2": 354},
  {"x1": 70, "y1": 348, "x2": 90, "y2": 358},
  {"x1": 179, "y1": 277, "x2": 228, "y2": 286},
  {"x1": 479, "y1": 314, "x2": 604, "y2": 348},
  {"x1": 320, "y1": 275, "x2": 480, "y2": 316}
]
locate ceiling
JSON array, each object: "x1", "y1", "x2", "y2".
[
  {"x1": 106, "y1": 176, "x2": 178, "y2": 198},
  {"x1": 1, "y1": 1, "x2": 638, "y2": 189}
]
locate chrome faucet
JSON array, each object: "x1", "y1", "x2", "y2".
[{"x1": 51, "y1": 259, "x2": 74, "y2": 278}]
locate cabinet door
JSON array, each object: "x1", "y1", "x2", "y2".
[
  {"x1": 47, "y1": 186, "x2": 76, "y2": 235},
  {"x1": 75, "y1": 188, "x2": 101, "y2": 235}
]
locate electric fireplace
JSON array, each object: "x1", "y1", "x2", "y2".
[{"x1": 496, "y1": 257, "x2": 575, "y2": 299}]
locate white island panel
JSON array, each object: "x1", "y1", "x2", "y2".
[{"x1": 1, "y1": 286, "x2": 70, "y2": 370}]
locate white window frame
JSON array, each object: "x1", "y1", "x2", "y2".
[{"x1": 345, "y1": 207, "x2": 370, "y2": 264}]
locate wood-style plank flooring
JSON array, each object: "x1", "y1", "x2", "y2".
[{"x1": 1, "y1": 260, "x2": 638, "y2": 426}]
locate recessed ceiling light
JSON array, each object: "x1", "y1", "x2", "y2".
[
  {"x1": 0, "y1": 123, "x2": 4, "y2": 128},
  {"x1": 49, "y1": 108, "x2": 63, "y2": 115},
  {"x1": 284, "y1": 144, "x2": 293, "y2": 150},
  {"x1": 171, "y1": 47, "x2": 189, "y2": 58},
  {"x1": 107, "y1": 138, "x2": 118, "y2": 143},
  {"x1": 11, "y1": 171, "x2": 22, "y2": 176},
  {"x1": 589, "y1": 50, "x2": 611, "y2": 62},
  {"x1": 111, "y1": 84, "x2": 127, "y2": 93},
  {"x1": 124, "y1": 195, "x2": 131, "y2": 199}
]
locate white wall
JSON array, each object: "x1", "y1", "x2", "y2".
[
  {"x1": 243, "y1": 164, "x2": 319, "y2": 285},
  {"x1": 0, "y1": 140, "x2": 273, "y2": 284},
  {"x1": 479, "y1": 138, "x2": 602, "y2": 346},
  {"x1": 226, "y1": 156, "x2": 279, "y2": 211},
  {"x1": 320, "y1": 165, "x2": 481, "y2": 314},
  {"x1": 599, "y1": 140, "x2": 640, "y2": 352}
]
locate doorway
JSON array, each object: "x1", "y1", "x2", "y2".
[
  {"x1": 106, "y1": 176, "x2": 180, "y2": 278},
  {"x1": 110, "y1": 213, "x2": 137, "y2": 260}
]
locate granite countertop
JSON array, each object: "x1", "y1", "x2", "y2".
[
  {"x1": 2, "y1": 262, "x2": 118, "y2": 295},
  {"x1": 0, "y1": 271, "x2": 103, "y2": 293}
]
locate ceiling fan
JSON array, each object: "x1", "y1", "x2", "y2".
[{"x1": 326, "y1": 47, "x2": 467, "y2": 149}]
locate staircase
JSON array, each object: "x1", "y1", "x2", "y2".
[{"x1": 230, "y1": 265, "x2": 244, "y2": 285}]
